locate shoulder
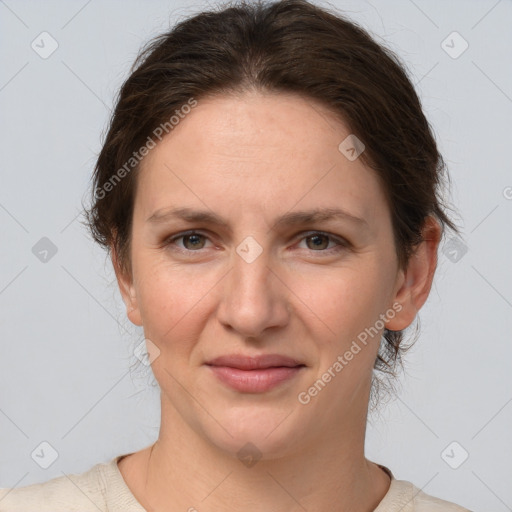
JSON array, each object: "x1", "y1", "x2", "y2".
[
  {"x1": 413, "y1": 485, "x2": 473, "y2": 512},
  {"x1": 378, "y1": 477, "x2": 473, "y2": 512},
  {"x1": 0, "y1": 458, "x2": 109, "y2": 512}
]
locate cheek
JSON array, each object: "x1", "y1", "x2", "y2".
[
  {"x1": 298, "y1": 263, "x2": 390, "y2": 332},
  {"x1": 134, "y1": 256, "x2": 217, "y2": 349},
  {"x1": 294, "y1": 262, "x2": 396, "y2": 403},
  {"x1": 132, "y1": 239, "x2": 397, "y2": 365},
  {"x1": 290, "y1": 258, "x2": 396, "y2": 379}
]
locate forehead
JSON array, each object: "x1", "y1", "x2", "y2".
[
  {"x1": 135, "y1": 92, "x2": 385, "y2": 227},
  {"x1": 155, "y1": 91, "x2": 350, "y2": 164}
]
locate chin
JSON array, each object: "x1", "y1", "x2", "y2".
[{"x1": 201, "y1": 401, "x2": 307, "y2": 462}]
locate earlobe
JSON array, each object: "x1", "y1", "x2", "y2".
[
  {"x1": 385, "y1": 217, "x2": 441, "y2": 331},
  {"x1": 125, "y1": 291, "x2": 143, "y2": 326},
  {"x1": 110, "y1": 244, "x2": 143, "y2": 327}
]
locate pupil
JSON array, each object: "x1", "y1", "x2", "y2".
[
  {"x1": 186, "y1": 234, "x2": 202, "y2": 249},
  {"x1": 310, "y1": 235, "x2": 327, "y2": 249}
]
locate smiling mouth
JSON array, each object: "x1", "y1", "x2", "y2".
[{"x1": 204, "y1": 353, "x2": 306, "y2": 393}]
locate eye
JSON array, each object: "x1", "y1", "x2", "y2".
[
  {"x1": 296, "y1": 231, "x2": 349, "y2": 254},
  {"x1": 166, "y1": 231, "x2": 213, "y2": 252},
  {"x1": 164, "y1": 230, "x2": 349, "y2": 255}
]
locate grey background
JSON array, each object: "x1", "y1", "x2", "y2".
[{"x1": 0, "y1": 0, "x2": 511, "y2": 510}]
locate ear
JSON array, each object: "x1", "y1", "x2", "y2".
[
  {"x1": 111, "y1": 243, "x2": 143, "y2": 326},
  {"x1": 385, "y1": 216, "x2": 441, "y2": 331}
]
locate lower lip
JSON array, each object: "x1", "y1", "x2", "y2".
[{"x1": 207, "y1": 365, "x2": 304, "y2": 393}]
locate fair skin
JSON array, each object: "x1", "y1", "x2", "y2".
[{"x1": 113, "y1": 91, "x2": 441, "y2": 512}]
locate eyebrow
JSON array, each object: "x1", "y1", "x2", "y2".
[{"x1": 146, "y1": 206, "x2": 368, "y2": 231}]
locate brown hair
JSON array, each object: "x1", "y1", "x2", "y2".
[{"x1": 84, "y1": 0, "x2": 458, "y2": 407}]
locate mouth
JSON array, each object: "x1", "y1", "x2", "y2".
[{"x1": 205, "y1": 354, "x2": 306, "y2": 393}]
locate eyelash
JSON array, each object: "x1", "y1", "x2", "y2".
[{"x1": 164, "y1": 230, "x2": 350, "y2": 256}]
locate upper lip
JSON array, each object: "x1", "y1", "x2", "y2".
[{"x1": 205, "y1": 354, "x2": 305, "y2": 370}]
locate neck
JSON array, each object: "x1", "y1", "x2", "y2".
[{"x1": 128, "y1": 395, "x2": 391, "y2": 512}]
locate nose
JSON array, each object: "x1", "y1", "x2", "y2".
[{"x1": 216, "y1": 244, "x2": 290, "y2": 339}]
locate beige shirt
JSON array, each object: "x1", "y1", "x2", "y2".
[{"x1": 0, "y1": 454, "x2": 472, "y2": 511}]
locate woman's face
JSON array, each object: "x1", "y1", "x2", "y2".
[{"x1": 117, "y1": 91, "x2": 417, "y2": 459}]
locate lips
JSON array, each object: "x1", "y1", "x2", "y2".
[
  {"x1": 205, "y1": 354, "x2": 306, "y2": 393},
  {"x1": 205, "y1": 354, "x2": 304, "y2": 370}
]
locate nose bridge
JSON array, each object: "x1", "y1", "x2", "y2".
[
  {"x1": 217, "y1": 233, "x2": 289, "y2": 337},
  {"x1": 232, "y1": 235, "x2": 270, "y2": 297}
]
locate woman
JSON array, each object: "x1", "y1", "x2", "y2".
[{"x1": 0, "y1": 0, "x2": 473, "y2": 510}]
